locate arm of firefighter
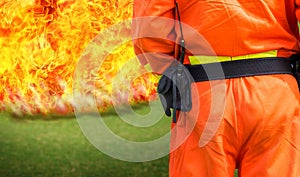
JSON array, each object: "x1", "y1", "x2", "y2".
[{"x1": 132, "y1": 0, "x2": 176, "y2": 74}]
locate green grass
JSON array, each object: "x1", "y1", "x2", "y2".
[
  {"x1": 0, "y1": 104, "x2": 238, "y2": 177},
  {"x1": 0, "y1": 106, "x2": 171, "y2": 177}
]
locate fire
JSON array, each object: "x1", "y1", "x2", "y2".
[{"x1": 0, "y1": 0, "x2": 158, "y2": 116}]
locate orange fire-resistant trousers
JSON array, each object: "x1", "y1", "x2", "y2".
[{"x1": 169, "y1": 74, "x2": 300, "y2": 177}]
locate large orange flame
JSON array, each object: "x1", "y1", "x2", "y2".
[{"x1": 0, "y1": 0, "x2": 158, "y2": 116}]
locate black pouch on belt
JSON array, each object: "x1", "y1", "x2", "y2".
[{"x1": 157, "y1": 63, "x2": 193, "y2": 120}]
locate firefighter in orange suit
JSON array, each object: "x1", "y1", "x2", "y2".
[{"x1": 132, "y1": 0, "x2": 300, "y2": 176}]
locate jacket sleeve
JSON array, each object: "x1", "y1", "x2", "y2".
[{"x1": 132, "y1": 0, "x2": 177, "y2": 74}]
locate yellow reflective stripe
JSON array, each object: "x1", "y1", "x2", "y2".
[
  {"x1": 189, "y1": 56, "x2": 231, "y2": 64},
  {"x1": 231, "y1": 50, "x2": 278, "y2": 60},
  {"x1": 189, "y1": 50, "x2": 278, "y2": 65}
]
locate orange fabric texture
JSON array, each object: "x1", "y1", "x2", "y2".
[
  {"x1": 133, "y1": 0, "x2": 300, "y2": 73},
  {"x1": 169, "y1": 74, "x2": 300, "y2": 177},
  {"x1": 132, "y1": 0, "x2": 300, "y2": 176}
]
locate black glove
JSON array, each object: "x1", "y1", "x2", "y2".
[
  {"x1": 157, "y1": 63, "x2": 193, "y2": 118},
  {"x1": 157, "y1": 75, "x2": 173, "y2": 116}
]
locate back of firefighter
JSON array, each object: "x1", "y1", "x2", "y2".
[{"x1": 133, "y1": 0, "x2": 300, "y2": 176}]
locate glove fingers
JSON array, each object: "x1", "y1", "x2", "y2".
[{"x1": 159, "y1": 94, "x2": 172, "y2": 117}]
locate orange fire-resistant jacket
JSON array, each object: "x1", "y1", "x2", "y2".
[
  {"x1": 133, "y1": 0, "x2": 300, "y2": 74},
  {"x1": 133, "y1": 1, "x2": 300, "y2": 177}
]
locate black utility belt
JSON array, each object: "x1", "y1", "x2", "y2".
[
  {"x1": 157, "y1": 57, "x2": 299, "y2": 123},
  {"x1": 184, "y1": 57, "x2": 293, "y2": 82}
]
